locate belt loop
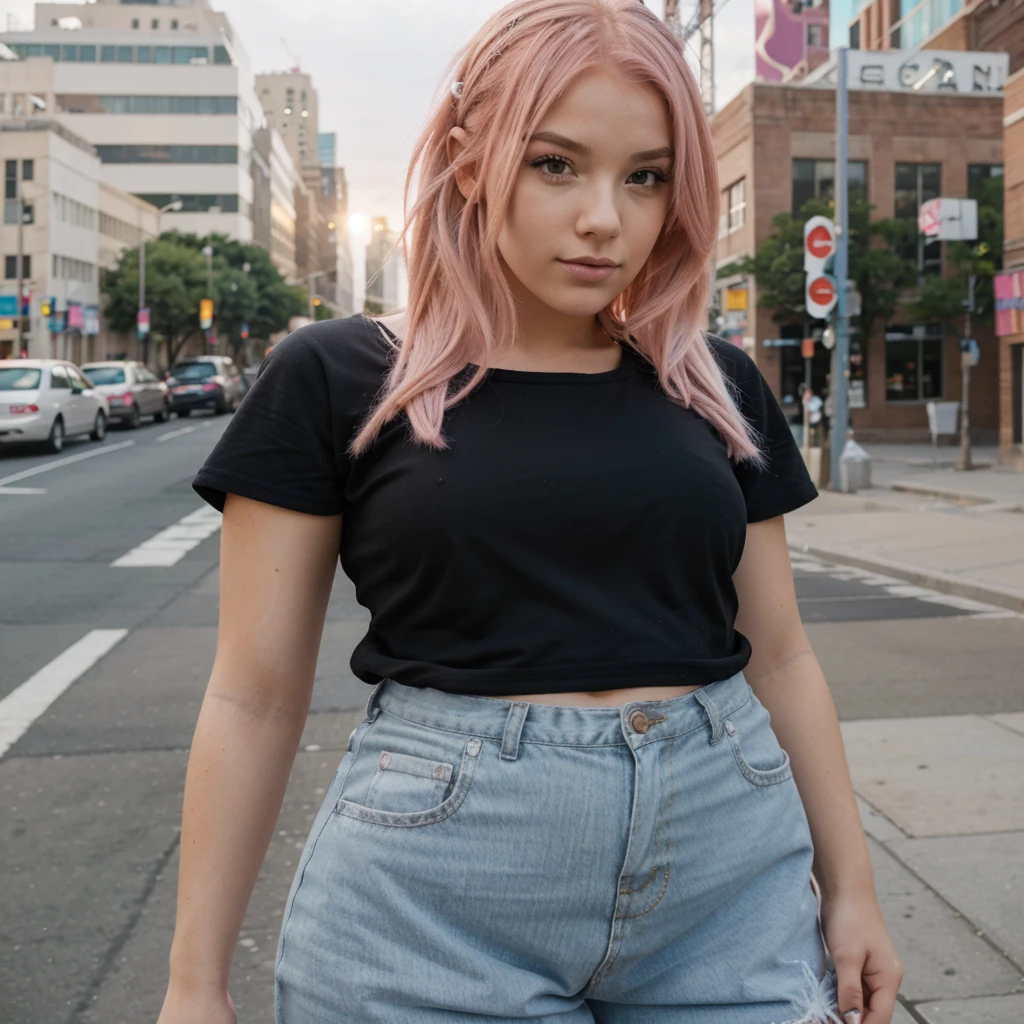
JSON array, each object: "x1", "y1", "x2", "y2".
[
  {"x1": 693, "y1": 686, "x2": 724, "y2": 745},
  {"x1": 500, "y1": 702, "x2": 529, "y2": 761},
  {"x1": 365, "y1": 678, "x2": 388, "y2": 722}
]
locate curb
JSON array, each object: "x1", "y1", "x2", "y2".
[
  {"x1": 789, "y1": 543, "x2": 1024, "y2": 615},
  {"x1": 888, "y1": 482, "x2": 1023, "y2": 511}
]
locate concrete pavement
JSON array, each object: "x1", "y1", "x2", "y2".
[{"x1": 787, "y1": 443, "x2": 1024, "y2": 613}]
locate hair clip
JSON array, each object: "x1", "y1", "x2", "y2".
[{"x1": 450, "y1": 81, "x2": 465, "y2": 100}]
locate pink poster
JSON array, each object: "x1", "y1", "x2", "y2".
[
  {"x1": 995, "y1": 270, "x2": 1024, "y2": 337},
  {"x1": 755, "y1": 0, "x2": 830, "y2": 83},
  {"x1": 67, "y1": 302, "x2": 84, "y2": 329}
]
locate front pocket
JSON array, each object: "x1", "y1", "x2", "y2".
[
  {"x1": 337, "y1": 736, "x2": 482, "y2": 827},
  {"x1": 724, "y1": 716, "x2": 793, "y2": 787},
  {"x1": 364, "y1": 750, "x2": 455, "y2": 813}
]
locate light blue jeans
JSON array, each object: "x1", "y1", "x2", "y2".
[{"x1": 275, "y1": 672, "x2": 840, "y2": 1023}]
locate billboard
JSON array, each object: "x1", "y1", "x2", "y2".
[
  {"x1": 755, "y1": 0, "x2": 830, "y2": 83},
  {"x1": 995, "y1": 270, "x2": 1024, "y2": 338}
]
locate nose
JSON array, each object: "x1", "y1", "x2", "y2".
[{"x1": 575, "y1": 177, "x2": 621, "y2": 241}]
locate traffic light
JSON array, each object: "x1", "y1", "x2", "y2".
[
  {"x1": 312, "y1": 297, "x2": 322, "y2": 307},
  {"x1": 40, "y1": 297, "x2": 52, "y2": 317}
]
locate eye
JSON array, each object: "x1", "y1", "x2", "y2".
[
  {"x1": 628, "y1": 169, "x2": 671, "y2": 193},
  {"x1": 529, "y1": 155, "x2": 573, "y2": 180}
]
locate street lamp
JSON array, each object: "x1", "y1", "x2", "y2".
[{"x1": 138, "y1": 197, "x2": 183, "y2": 361}]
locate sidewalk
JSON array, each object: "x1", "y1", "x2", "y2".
[{"x1": 787, "y1": 444, "x2": 1024, "y2": 613}]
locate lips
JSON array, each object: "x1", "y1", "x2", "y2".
[{"x1": 557, "y1": 258, "x2": 620, "y2": 283}]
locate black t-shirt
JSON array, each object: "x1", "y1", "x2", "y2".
[{"x1": 193, "y1": 314, "x2": 817, "y2": 696}]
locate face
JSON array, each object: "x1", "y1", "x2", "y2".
[{"x1": 489, "y1": 66, "x2": 674, "y2": 320}]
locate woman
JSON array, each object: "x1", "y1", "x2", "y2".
[{"x1": 160, "y1": 1, "x2": 901, "y2": 1021}]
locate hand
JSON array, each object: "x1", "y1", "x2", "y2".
[
  {"x1": 821, "y1": 893, "x2": 903, "y2": 1024},
  {"x1": 156, "y1": 982, "x2": 236, "y2": 1024}
]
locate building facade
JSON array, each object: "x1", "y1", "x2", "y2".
[
  {"x1": 252, "y1": 125, "x2": 298, "y2": 282},
  {"x1": 712, "y1": 64, "x2": 1004, "y2": 442},
  {"x1": 1, "y1": 0, "x2": 263, "y2": 242},
  {"x1": 996, "y1": 69, "x2": 1024, "y2": 466},
  {"x1": 255, "y1": 71, "x2": 318, "y2": 172},
  {"x1": 364, "y1": 216, "x2": 401, "y2": 316}
]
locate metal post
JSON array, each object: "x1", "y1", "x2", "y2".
[
  {"x1": 138, "y1": 231, "x2": 146, "y2": 363},
  {"x1": 957, "y1": 273, "x2": 975, "y2": 471},
  {"x1": 15, "y1": 170, "x2": 26, "y2": 358},
  {"x1": 829, "y1": 47, "x2": 851, "y2": 489}
]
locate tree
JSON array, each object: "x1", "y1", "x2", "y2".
[
  {"x1": 166, "y1": 232, "x2": 306, "y2": 363},
  {"x1": 103, "y1": 237, "x2": 210, "y2": 370},
  {"x1": 721, "y1": 196, "x2": 917, "y2": 343},
  {"x1": 909, "y1": 174, "x2": 1003, "y2": 334}
]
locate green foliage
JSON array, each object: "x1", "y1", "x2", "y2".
[
  {"x1": 314, "y1": 301, "x2": 333, "y2": 322},
  {"x1": 722, "y1": 197, "x2": 917, "y2": 341},
  {"x1": 102, "y1": 237, "x2": 210, "y2": 368},
  {"x1": 908, "y1": 175, "x2": 1003, "y2": 332}
]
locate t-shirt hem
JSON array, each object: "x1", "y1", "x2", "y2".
[
  {"x1": 746, "y1": 481, "x2": 819, "y2": 523},
  {"x1": 192, "y1": 468, "x2": 343, "y2": 517}
]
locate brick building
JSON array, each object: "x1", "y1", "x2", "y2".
[
  {"x1": 996, "y1": 70, "x2": 1024, "y2": 466},
  {"x1": 713, "y1": 61, "x2": 1005, "y2": 442}
]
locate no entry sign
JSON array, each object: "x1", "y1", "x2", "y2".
[
  {"x1": 804, "y1": 216, "x2": 836, "y2": 271},
  {"x1": 806, "y1": 273, "x2": 838, "y2": 320}
]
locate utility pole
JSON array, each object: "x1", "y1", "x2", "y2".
[
  {"x1": 664, "y1": 0, "x2": 715, "y2": 117},
  {"x1": 829, "y1": 47, "x2": 851, "y2": 489},
  {"x1": 15, "y1": 169, "x2": 26, "y2": 358},
  {"x1": 957, "y1": 272, "x2": 976, "y2": 471}
]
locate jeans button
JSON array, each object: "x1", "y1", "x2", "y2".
[{"x1": 629, "y1": 709, "x2": 651, "y2": 734}]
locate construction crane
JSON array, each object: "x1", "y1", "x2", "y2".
[
  {"x1": 664, "y1": 0, "x2": 714, "y2": 117},
  {"x1": 279, "y1": 36, "x2": 301, "y2": 74}
]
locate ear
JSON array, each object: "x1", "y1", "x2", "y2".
[{"x1": 446, "y1": 126, "x2": 478, "y2": 201}]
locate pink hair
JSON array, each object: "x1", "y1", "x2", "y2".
[{"x1": 351, "y1": 0, "x2": 763, "y2": 465}]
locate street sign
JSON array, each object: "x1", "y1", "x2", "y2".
[
  {"x1": 0, "y1": 318, "x2": 13, "y2": 330},
  {"x1": 0, "y1": 296, "x2": 17, "y2": 318},
  {"x1": 199, "y1": 298, "x2": 213, "y2": 330},
  {"x1": 919, "y1": 198, "x2": 978, "y2": 241},
  {"x1": 136, "y1": 307, "x2": 150, "y2": 338},
  {"x1": 804, "y1": 215, "x2": 836, "y2": 272},
  {"x1": 806, "y1": 273, "x2": 839, "y2": 319}
]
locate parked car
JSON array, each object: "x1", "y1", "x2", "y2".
[
  {"x1": 0, "y1": 359, "x2": 109, "y2": 453},
  {"x1": 166, "y1": 356, "x2": 245, "y2": 416},
  {"x1": 80, "y1": 360, "x2": 172, "y2": 428}
]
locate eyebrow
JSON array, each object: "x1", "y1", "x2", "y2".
[{"x1": 528, "y1": 130, "x2": 673, "y2": 163}]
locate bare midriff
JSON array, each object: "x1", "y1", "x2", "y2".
[{"x1": 482, "y1": 684, "x2": 703, "y2": 707}]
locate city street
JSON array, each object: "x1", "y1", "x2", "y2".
[{"x1": 1, "y1": 419, "x2": 1022, "y2": 1023}]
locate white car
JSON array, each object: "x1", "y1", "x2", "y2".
[{"x1": 0, "y1": 359, "x2": 110, "y2": 453}]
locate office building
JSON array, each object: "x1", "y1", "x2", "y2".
[
  {"x1": 252, "y1": 126, "x2": 299, "y2": 282},
  {"x1": 364, "y1": 216, "x2": 402, "y2": 316},
  {"x1": 1, "y1": 0, "x2": 263, "y2": 242},
  {"x1": 255, "y1": 70, "x2": 318, "y2": 171}
]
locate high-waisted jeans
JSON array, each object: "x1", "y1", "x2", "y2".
[{"x1": 275, "y1": 671, "x2": 840, "y2": 1023}]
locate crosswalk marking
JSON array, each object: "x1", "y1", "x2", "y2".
[{"x1": 111, "y1": 506, "x2": 222, "y2": 568}]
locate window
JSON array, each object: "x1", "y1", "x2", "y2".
[
  {"x1": 136, "y1": 193, "x2": 241, "y2": 212},
  {"x1": 22, "y1": 160, "x2": 33, "y2": 181},
  {"x1": 131, "y1": 18, "x2": 139, "y2": 29},
  {"x1": 50, "y1": 365, "x2": 70, "y2": 389},
  {"x1": 22, "y1": 255, "x2": 30, "y2": 279},
  {"x1": 895, "y1": 163, "x2": 941, "y2": 277},
  {"x1": 727, "y1": 179, "x2": 746, "y2": 231},
  {"x1": 101, "y1": 45, "x2": 116, "y2": 62},
  {"x1": 151, "y1": 19, "x2": 159, "y2": 28},
  {"x1": 62, "y1": 44, "x2": 79, "y2": 61},
  {"x1": 154, "y1": 46, "x2": 171, "y2": 63},
  {"x1": 214, "y1": 45, "x2": 231, "y2": 65},
  {"x1": 80, "y1": 45, "x2": 96, "y2": 62},
  {"x1": 118, "y1": 46, "x2": 134, "y2": 62},
  {"x1": 171, "y1": 19, "x2": 179, "y2": 29},
  {"x1": 4, "y1": 256, "x2": 16, "y2": 279},
  {"x1": 807, "y1": 24, "x2": 824, "y2": 46},
  {"x1": 792, "y1": 159, "x2": 867, "y2": 215},
  {"x1": 137, "y1": 46, "x2": 152, "y2": 63},
  {"x1": 22, "y1": 204, "x2": 33, "y2": 225},
  {"x1": 96, "y1": 145, "x2": 239, "y2": 164},
  {"x1": 63, "y1": 95, "x2": 239, "y2": 115},
  {"x1": 885, "y1": 323, "x2": 943, "y2": 401},
  {"x1": 173, "y1": 46, "x2": 209, "y2": 64},
  {"x1": 850, "y1": 21, "x2": 860, "y2": 49}
]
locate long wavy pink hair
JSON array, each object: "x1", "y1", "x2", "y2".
[{"x1": 351, "y1": 0, "x2": 762, "y2": 464}]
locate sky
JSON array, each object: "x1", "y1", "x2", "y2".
[{"x1": 5, "y1": 0, "x2": 850, "y2": 302}]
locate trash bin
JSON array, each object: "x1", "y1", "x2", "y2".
[
  {"x1": 925, "y1": 400, "x2": 960, "y2": 442},
  {"x1": 838, "y1": 438, "x2": 871, "y2": 493}
]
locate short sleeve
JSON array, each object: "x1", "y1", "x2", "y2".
[
  {"x1": 192, "y1": 325, "x2": 346, "y2": 516},
  {"x1": 710, "y1": 337, "x2": 819, "y2": 523}
]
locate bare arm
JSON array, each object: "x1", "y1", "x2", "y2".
[
  {"x1": 733, "y1": 516, "x2": 902, "y2": 1024},
  {"x1": 160, "y1": 494, "x2": 342, "y2": 1014}
]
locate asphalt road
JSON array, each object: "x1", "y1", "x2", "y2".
[{"x1": 2, "y1": 413, "x2": 1022, "y2": 1024}]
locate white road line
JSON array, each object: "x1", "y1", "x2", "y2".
[
  {"x1": 0, "y1": 629, "x2": 128, "y2": 759},
  {"x1": 0, "y1": 440, "x2": 135, "y2": 487},
  {"x1": 156, "y1": 426, "x2": 196, "y2": 443},
  {"x1": 111, "y1": 505, "x2": 222, "y2": 567},
  {"x1": 0, "y1": 487, "x2": 47, "y2": 496}
]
